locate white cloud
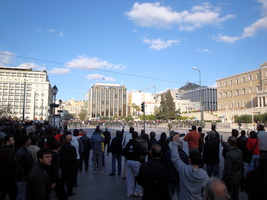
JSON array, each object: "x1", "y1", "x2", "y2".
[
  {"x1": 215, "y1": 0, "x2": 267, "y2": 43},
  {"x1": 126, "y1": 2, "x2": 234, "y2": 31},
  {"x1": 65, "y1": 55, "x2": 125, "y2": 70},
  {"x1": 47, "y1": 29, "x2": 56, "y2": 33},
  {"x1": 209, "y1": 83, "x2": 217, "y2": 88},
  {"x1": 0, "y1": 50, "x2": 15, "y2": 65},
  {"x1": 16, "y1": 62, "x2": 47, "y2": 71},
  {"x1": 143, "y1": 38, "x2": 180, "y2": 50},
  {"x1": 196, "y1": 48, "x2": 211, "y2": 52},
  {"x1": 36, "y1": 28, "x2": 65, "y2": 37},
  {"x1": 86, "y1": 74, "x2": 116, "y2": 82},
  {"x1": 48, "y1": 68, "x2": 71, "y2": 74}
]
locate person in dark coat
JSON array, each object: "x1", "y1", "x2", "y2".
[
  {"x1": 162, "y1": 140, "x2": 189, "y2": 199},
  {"x1": 16, "y1": 135, "x2": 34, "y2": 200},
  {"x1": 245, "y1": 153, "x2": 267, "y2": 200},
  {"x1": 203, "y1": 130, "x2": 220, "y2": 177},
  {"x1": 137, "y1": 144, "x2": 170, "y2": 200},
  {"x1": 157, "y1": 132, "x2": 170, "y2": 156},
  {"x1": 49, "y1": 141, "x2": 68, "y2": 200},
  {"x1": 0, "y1": 135, "x2": 17, "y2": 200},
  {"x1": 108, "y1": 130, "x2": 123, "y2": 176},
  {"x1": 59, "y1": 135, "x2": 77, "y2": 196},
  {"x1": 103, "y1": 127, "x2": 111, "y2": 154},
  {"x1": 25, "y1": 148, "x2": 52, "y2": 200},
  {"x1": 79, "y1": 130, "x2": 91, "y2": 172},
  {"x1": 222, "y1": 136, "x2": 243, "y2": 200}
]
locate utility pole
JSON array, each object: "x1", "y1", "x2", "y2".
[{"x1": 141, "y1": 102, "x2": 145, "y2": 132}]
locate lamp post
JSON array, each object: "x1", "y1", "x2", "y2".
[
  {"x1": 150, "y1": 84, "x2": 157, "y2": 114},
  {"x1": 52, "y1": 85, "x2": 58, "y2": 127},
  {"x1": 193, "y1": 67, "x2": 204, "y2": 125},
  {"x1": 58, "y1": 99, "x2": 62, "y2": 131}
]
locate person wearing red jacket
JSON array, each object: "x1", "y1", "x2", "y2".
[{"x1": 246, "y1": 131, "x2": 260, "y2": 171}]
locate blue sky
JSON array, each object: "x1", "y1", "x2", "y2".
[{"x1": 0, "y1": 0, "x2": 267, "y2": 100}]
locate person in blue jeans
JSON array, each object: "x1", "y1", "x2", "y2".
[{"x1": 108, "y1": 130, "x2": 123, "y2": 176}]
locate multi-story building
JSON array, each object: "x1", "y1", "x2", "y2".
[
  {"x1": 128, "y1": 91, "x2": 159, "y2": 116},
  {"x1": 217, "y1": 62, "x2": 267, "y2": 120},
  {"x1": 85, "y1": 83, "x2": 127, "y2": 119},
  {"x1": 181, "y1": 87, "x2": 217, "y2": 111},
  {"x1": 0, "y1": 66, "x2": 53, "y2": 120},
  {"x1": 174, "y1": 99, "x2": 201, "y2": 113},
  {"x1": 60, "y1": 99, "x2": 85, "y2": 119}
]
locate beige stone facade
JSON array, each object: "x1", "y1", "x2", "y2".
[{"x1": 217, "y1": 62, "x2": 267, "y2": 121}]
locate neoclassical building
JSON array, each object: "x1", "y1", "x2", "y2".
[
  {"x1": 85, "y1": 83, "x2": 127, "y2": 119},
  {"x1": 217, "y1": 62, "x2": 267, "y2": 120}
]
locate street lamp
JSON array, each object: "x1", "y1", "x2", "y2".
[
  {"x1": 150, "y1": 84, "x2": 157, "y2": 114},
  {"x1": 58, "y1": 99, "x2": 62, "y2": 131},
  {"x1": 52, "y1": 85, "x2": 58, "y2": 127},
  {"x1": 193, "y1": 67, "x2": 204, "y2": 125}
]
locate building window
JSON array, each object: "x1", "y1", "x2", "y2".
[
  {"x1": 229, "y1": 80, "x2": 232, "y2": 85},
  {"x1": 248, "y1": 75, "x2": 252, "y2": 81},
  {"x1": 230, "y1": 103, "x2": 233, "y2": 108},
  {"x1": 237, "y1": 102, "x2": 240, "y2": 108},
  {"x1": 243, "y1": 102, "x2": 247, "y2": 107},
  {"x1": 224, "y1": 81, "x2": 227, "y2": 86},
  {"x1": 218, "y1": 82, "x2": 221, "y2": 87},
  {"x1": 219, "y1": 93, "x2": 222, "y2": 98},
  {"x1": 224, "y1": 92, "x2": 227, "y2": 98},
  {"x1": 236, "y1": 90, "x2": 239, "y2": 96},
  {"x1": 236, "y1": 78, "x2": 239, "y2": 84},
  {"x1": 229, "y1": 91, "x2": 232, "y2": 97},
  {"x1": 242, "y1": 77, "x2": 245, "y2": 82},
  {"x1": 242, "y1": 89, "x2": 245, "y2": 95},
  {"x1": 256, "y1": 73, "x2": 259, "y2": 79}
]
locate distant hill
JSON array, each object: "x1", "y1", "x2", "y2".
[{"x1": 179, "y1": 82, "x2": 200, "y2": 91}]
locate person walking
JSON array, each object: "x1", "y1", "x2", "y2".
[
  {"x1": 122, "y1": 131, "x2": 146, "y2": 197},
  {"x1": 108, "y1": 130, "x2": 123, "y2": 176},
  {"x1": 91, "y1": 127, "x2": 105, "y2": 173}
]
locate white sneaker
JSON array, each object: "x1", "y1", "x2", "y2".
[{"x1": 133, "y1": 193, "x2": 143, "y2": 197}]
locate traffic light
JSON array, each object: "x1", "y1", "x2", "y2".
[{"x1": 141, "y1": 102, "x2": 145, "y2": 112}]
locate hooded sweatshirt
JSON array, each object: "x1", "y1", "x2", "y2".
[{"x1": 171, "y1": 142, "x2": 209, "y2": 200}]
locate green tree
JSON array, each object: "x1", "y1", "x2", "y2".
[
  {"x1": 156, "y1": 90, "x2": 178, "y2": 120},
  {"x1": 78, "y1": 109, "x2": 87, "y2": 121}
]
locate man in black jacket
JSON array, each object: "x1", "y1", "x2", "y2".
[
  {"x1": 123, "y1": 131, "x2": 146, "y2": 197},
  {"x1": 79, "y1": 130, "x2": 91, "y2": 172},
  {"x1": 25, "y1": 148, "x2": 52, "y2": 200},
  {"x1": 137, "y1": 144, "x2": 170, "y2": 200},
  {"x1": 108, "y1": 130, "x2": 123, "y2": 176},
  {"x1": 0, "y1": 135, "x2": 17, "y2": 200},
  {"x1": 203, "y1": 130, "x2": 220, "y2": 177},
  {"x1": 222, "y1": 136, "x2": 243, "y2": 200},
  {"x1": 16, "y1": 135, "x2": 34, "y2": 200},
  {"x1": 59, "y1": 135, "x2": 77, "y2": 196}
]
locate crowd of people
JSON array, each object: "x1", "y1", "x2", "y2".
[{"x1": 0, "y1": 119, "x2": 267, "y2": 200}]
